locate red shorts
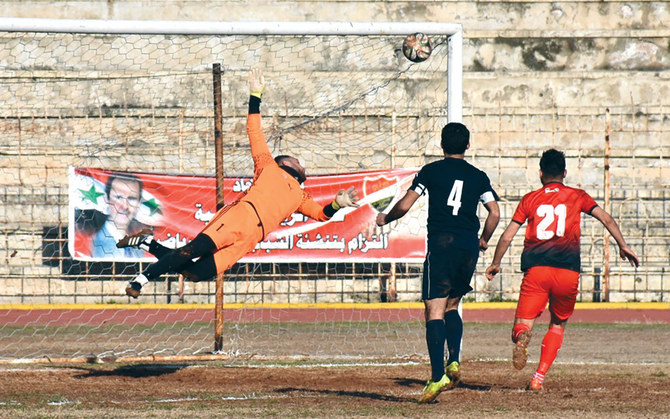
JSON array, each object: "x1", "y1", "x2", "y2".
[{"x1": 515, "y1": 266, "x2": 579, "y2": 321}]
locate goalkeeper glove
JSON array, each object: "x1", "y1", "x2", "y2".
[
  {"x1": 332, "y1": 186, "x2": 360, "y2": 210},
  {"x1": 249, "y1": 67, "x2": 265, "y2": 99}
]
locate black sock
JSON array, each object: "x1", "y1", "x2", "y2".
[
  {"x1": 444, "y1": 310, "x2": 463, "y2": 364},
  {"x1": 426, "y1": 319, "x2": 446, "y2": 381}
]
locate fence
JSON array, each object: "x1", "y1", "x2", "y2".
[{"x1": 1, "y1": 104, "x2": 668, "y2": 304}]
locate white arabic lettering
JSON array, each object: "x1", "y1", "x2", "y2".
[
  {"x1": 194, "y1": 203, "x2": 215, "y2": 224},
  {"x1": 347, "y1": 233, "x2": 389, "y2": 254},
  {"x1": 232, "y1": 179, "x2": 252, "y2": 192},
  {"x1": 156, "y1": 232, "x2": 189, "y2": 250},
  {"x1": 253, "y1": 235, "x2": 294, "y2": 253},
  {"x1": 280, "y1": 213, "x2": 308, "y2": 227},
  {"x1": 294, "y1": 233, "x2": 346, "y2": 252}
]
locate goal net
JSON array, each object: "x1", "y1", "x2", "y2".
[{"x1": 0, "y1": 19, "x2": 462, "y2": 362}]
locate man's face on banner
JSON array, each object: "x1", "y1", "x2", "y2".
[{"x1": 107, "y1": 178, "x2": 141, "y2": 232}]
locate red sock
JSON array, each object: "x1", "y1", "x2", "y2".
[
  {"x1": 537, "y1": 327, "x2": 564, "y2": 375},
  {"x1": 512, "y1": 323, "x2": 531, "y2": 343}
]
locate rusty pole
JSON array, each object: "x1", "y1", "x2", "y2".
[{"x1": 212, "y1": 63, "x2": 225, "y2": 351}]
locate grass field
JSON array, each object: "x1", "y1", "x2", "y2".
[{"x1": 0, "y1": 322, "x2": 668, "y2": 418}]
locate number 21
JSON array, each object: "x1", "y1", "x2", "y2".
[{"x1": 536, "y1": 204, "x2": 566, "y2": 240}]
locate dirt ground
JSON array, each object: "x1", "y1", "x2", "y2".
[
  {"x1": 0, "y1": 323, "x2": 668, "y2": 418},
  {"x1": 0, "y1": 362, "x2": 668, "y2": 418}
]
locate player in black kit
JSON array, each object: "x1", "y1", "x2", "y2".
[{"x1": 377, "y1": 122, "x2": 500, "y2": 403}]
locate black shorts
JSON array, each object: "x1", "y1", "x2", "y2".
[{"x1": 422, "y1": 239, "x2": 478, "y2": 300}]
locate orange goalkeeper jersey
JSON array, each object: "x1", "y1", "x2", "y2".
[{"x1": 239, "y1": 113, "x2": 329, "y2": 238}]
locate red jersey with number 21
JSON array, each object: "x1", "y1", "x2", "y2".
[{"x1": 512, "y1": 182, "x2": 598, "y2": 273}]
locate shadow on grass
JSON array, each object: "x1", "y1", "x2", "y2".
[
  {"x1": 392, "y1": 377, "x2": 424, "y2": 387},
  {"x1": 276, "y1": 387, "x2": 416, "y2": 403},
  {"x1": 456, "y1": 381, "x2": 493, "y2": 391},
  {"x1": 392, "y1": 376, "x2": 493, "y2": 392},
  {"x1": 73, "y1": 364, "x2": 189, "y2": 379}
]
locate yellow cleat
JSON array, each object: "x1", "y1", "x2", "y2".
[
  {"x1": 513, "y1": 330, "x2": 532, "y2": 370},
  {"x1": 417, "y1": 374, "x2": 450, "y2": 404},
  {"x1": 445, "y1": 361, "x2": 461, "y2": 388}
]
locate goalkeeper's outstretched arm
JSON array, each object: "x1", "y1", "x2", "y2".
[
  {"x1": 247, "y1": 68, "x2": 273, "y2": 172},
  {"x1": 323, "y1": 186, "x2": 360, "y2": 217}
]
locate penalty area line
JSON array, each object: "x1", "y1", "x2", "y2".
[
  {"x1": 221, "y1": 360, "x2": 423, "y2": 368},
  {"x1": 473, "y1": 357, "x2": 670, "y2": 366}
]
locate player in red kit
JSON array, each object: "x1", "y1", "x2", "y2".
[{"x1": 485, "y1": 148, "x2": 639, "y2": 391}]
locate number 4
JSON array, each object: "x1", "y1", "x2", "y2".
[
  {"x1": 447, "y1": 180, "x2": 463, "y2": 215},
  {"x1": 536, "y1": 204, "x2": 566, "y2": 239}
]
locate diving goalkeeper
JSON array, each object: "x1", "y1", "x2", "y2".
[{"x1": 120, "y1": 68, "x2": 359, "y2": 298}]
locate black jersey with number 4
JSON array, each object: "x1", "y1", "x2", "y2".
[{"x1": 410, "y1": 158, "x2": 498, "y2": 250}]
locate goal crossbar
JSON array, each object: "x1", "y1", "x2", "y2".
[{"x1": 0, "y1": 18, "x2": 461, "y2": 36}]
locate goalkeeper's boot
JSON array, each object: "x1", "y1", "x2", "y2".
[
  {"x1": 125, "y1": 273, "x2": 148, "y2": 298},
  {"x1": 117, "y1": 228, "x2": 153, "y2": 251},
  {"x1": 527, "y1": 372, "x2": 544, "y2": 392},
  {"x1": 417, "y1": 374, "x2": 450, "y2": 404},
  {"x1": 513, "y1": 330, "x2": 532, "y2": 370},
  {"x1": 445, "y1": 361, "x2": 461, "y2": 388}
]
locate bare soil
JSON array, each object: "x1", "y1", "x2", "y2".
[{"x1": 0, "y1": 323, "x2": 668, "y2": 418}]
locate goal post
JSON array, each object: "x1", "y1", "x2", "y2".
[{"x1": 0, "y1": 18, "x2": 463, "y2": 361}]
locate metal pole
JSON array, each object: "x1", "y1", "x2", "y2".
[
  {"x1": 603, "y1": 108, "x2": 611, "y2": 302},
  {"x1": 0, "y1": 18, "x2": 462, "y2": 36},
  {"x1": 213, "y1": 63, "x2": 225, "y2": 211},
  {"x1": 447, "y1": 29, "x2": 463, "y2": 123},
  {"x1": 212, "y1": 63, "x2": 225, "y2": 352}
]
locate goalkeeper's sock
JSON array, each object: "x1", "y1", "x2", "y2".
[
  {"x1": 537, "y1": 327, "x2": 564, "y2": 375},
  {"x1": 131, "y1": 273, "x2": 148, "y2": 287},
  {"x1": 444, "y1": 309, "x2": 463, "y2": 364},
  {"x1": 425, "y1": 319, "x2": 446, "y2": 382}
]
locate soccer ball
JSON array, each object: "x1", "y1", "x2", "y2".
[{"x1": 402, "y1": 33, "x2": 433, "y2": 63}]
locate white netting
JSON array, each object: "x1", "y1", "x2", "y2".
[{"x1": 0, "y1": 24, "x2": 456, "y2": 361}]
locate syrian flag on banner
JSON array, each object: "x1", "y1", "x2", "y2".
[
  {"x1": 68, "y1": 167, "x2": 167, "y2": 261},
  {"x1": 134, "y1": 188, "x2": 165, "y2": 227},
  {"x1": 71, "y1": 171, "x2": 107, "y2": 214},
  {"x1": 70, "y1": 167, "x2": 165, "y2": 227}
]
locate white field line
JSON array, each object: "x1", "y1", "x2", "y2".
[
  {"x1": 472, "y1": 357, "x2": 670, "y2": 366},
  {"x1": 1, "y1": 359, "x2": 668, "y2": 373}
]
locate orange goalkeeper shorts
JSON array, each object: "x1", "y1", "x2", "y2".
[
  {"x1": 515, "y1": 265, "x2": 579, "y2": 321},
  {"x1": 202, "y1": 201, "x2": 264, "y2": 275}
]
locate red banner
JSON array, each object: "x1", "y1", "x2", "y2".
[{"x1": 68, "y1": 166, "x2": 426, "y2": 262}]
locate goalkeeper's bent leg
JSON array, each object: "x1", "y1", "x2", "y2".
[
  {"x1": 147, "y1": 240, "x2": 172, "y2": 258},
  {"x1": 180, "y1": 254, "x2": 217, "y2": 282},
  {"x1": 142, "y1": 233, "x2": 217, "y2": 280}
]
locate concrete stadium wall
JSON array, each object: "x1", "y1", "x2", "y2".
[{"x1": 0, "y1": 1, "x2": 668, "y2": 302}]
